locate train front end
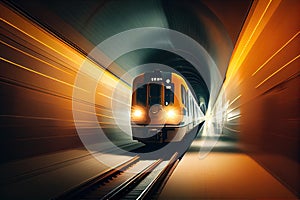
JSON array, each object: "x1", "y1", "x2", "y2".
[{"x1": 131, "y1": 70, "x2": 187, "y2": 143}]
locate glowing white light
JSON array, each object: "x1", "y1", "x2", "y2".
[
  {"x1": 167, "y1": 110, "x2": 176, "y2": 118},
  {"x1": 166, "y1": 79, "x2": 170, "y2": 83},
  {"x1": 133, "y1": 109, "x2": 142, "y2": 117}
]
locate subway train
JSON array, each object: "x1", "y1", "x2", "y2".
[{"x1": 131, "y1": 70, "x2": 205, "y2": 143}]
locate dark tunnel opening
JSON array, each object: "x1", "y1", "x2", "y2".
[{"x1": 109, "y1": 48, "x2": 210, "y2": 108}]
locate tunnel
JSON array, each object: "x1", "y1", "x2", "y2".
[{"x1": 0, "y1": 0, "x2": 299, "y2": 199}]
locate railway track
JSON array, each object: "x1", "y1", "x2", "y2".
[{"x1": 54, "y1": 152, "x2": 179, "y2": 200}]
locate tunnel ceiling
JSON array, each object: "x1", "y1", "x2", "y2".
[{"x1": 7, "y1": 0, "x2": 252, "y2": 105}]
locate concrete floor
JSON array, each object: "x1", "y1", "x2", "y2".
[{"x1": 159, "y1": 136, "x2": 298, "y2": 199}]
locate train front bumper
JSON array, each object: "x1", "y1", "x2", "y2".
[{"x1": 131, "y1": 124, "x2": 187, "y2": 143}]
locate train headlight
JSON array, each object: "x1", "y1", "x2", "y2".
[
  {"x1": 131, "y1": 107, "x2": 145, "y2": 121},
  {"x1": 133, "y1": 109, "x2": 143, "y2": 118},
  {"x1": 166, "y1": 109, "x2": 176, "y2": 119},
  {"x1": 165, "y1": 108, "x2": 181, "y2": 124}
]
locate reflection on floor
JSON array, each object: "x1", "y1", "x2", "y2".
[{"x1": 159, "y1": 135, "x2": 297, "y2": 199}]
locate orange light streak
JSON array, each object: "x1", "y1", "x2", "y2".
[
  {"x1": 255, "y1": 54, "x2": 300, "y2": 88},
  {"x1": 1, "y1": 7, "x2": 131, "y2": 94},
  {"x1": 252, "y1": 31, "x2": 300, "y2": 76},
  {"x1": 0, "y1": 57, "x2": 88, "y2": 92},
  {"x1": 227, "y1": 0, "x2": 273, "y2": 81},
  {"x1": 0, "y1": 40, "x2": 74, "y2": 76},
  {"x1": 0, "y1": 18, "x2": 81, "y2": 65}
]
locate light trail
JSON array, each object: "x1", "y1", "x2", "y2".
[
  {"x1": 0, "y1": 18, "x2": 82, "y2": 65},
  {"x1": 227, "y1": 114, "x2": 241, "y2": 122},
  {"x1": 227, "y1": 0, "x2": 273, "y2": 81},
  {"x1": 0, "y1": 57, "x2": 88, "y2": 92},
  {"x1": 252, "y1": 31, "x2": 300, "y2": 76},
  {"x1": 0, "y1": 40, "x2": 74, "y2": 76},
  {"x1": 255, "y1": 54, "x2": 299, "y2": 88},
  {"x1": 228, "y1": 94, "x2": 242, "y2": 107}
]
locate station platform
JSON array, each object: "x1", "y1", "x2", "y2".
[{"x1": 159, "y1": 135, "x2": 297, "y2": 199}]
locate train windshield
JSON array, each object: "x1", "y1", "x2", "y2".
[
  {"x1": 136, "y1": 84, "x2": 147, "y2": 106},
  {"x1": 149, "y1": 83, "x2": 162, "y2": 106},
  {"x1": 135, "y1": 83, "x2": 174, "y2": 106},
  {"x1": 164, "y1": 84, "x2": 174, "y2": 106}
]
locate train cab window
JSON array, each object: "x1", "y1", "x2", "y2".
[
  {"x1": 181, "y1": 85, "x2": 186, "y2": 105},
  {"x1": 164, "y1": 84, "x2": 174, "y2": 106},
  {"x1": 188, "y1": 94, "x2": 191, "y2": 116},
  {"x1": 149, "y1": 83, "x2": 162, "y2": 106},
  {"x1": 136, "y1": 84, "x2": 147, "y2": 106}
]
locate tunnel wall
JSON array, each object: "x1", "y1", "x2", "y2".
[
  {"x1": 222, "y1": 0, "x2": 299, "y2": 195},
  {"x1": 0, "y1": 4, "x2": 128, "y2": 162},
  {"x1": 0, "y1": 4, "x2": 82, "y2": 162}
]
